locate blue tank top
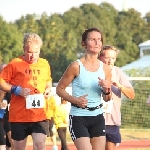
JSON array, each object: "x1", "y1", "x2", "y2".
[{"x1": 70, "y1": 59, "x2": 105, "y2": 116}]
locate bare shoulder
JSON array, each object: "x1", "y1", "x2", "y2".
[
  {"x1": 66, "y1": 60, "x2": 79, "y2": 75},
  {"x1": 69, "y1": 60, "x2": 79, "y2": 68},
  {"x1": 57, "y1": 60, "x2": 80, "y2": 88}
]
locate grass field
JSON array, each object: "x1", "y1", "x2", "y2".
[
  {"x1": 120, "y1": 129, "x2": 150, "y2": 141},
  {"x1": 27, "y1": 128, "x2": 150, "y2": 147}
]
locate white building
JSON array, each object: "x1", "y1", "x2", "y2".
[{"x1": 121, "y1": 40, "x2": 150, "y2": 71}]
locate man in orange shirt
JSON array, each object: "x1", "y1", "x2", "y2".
[{"x1": 0, "y1": 33, "x2": 52, "y2": 150}]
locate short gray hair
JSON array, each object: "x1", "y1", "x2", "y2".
[{"x1": 23, "y1": 33, "x2": 43, "y2": 48}]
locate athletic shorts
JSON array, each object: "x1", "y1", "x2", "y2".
[
  {"x1": 105, "y1": 125, "x2": 121, "y2": 144},
  {"x1": 3, "y1": 113, "x2": 11, "y2": 133},
  {"x1": 3, "y1": 114, "x2": 12, "y2": 147},
  {"x1": 69, "y1": 114, "x2": 105, "y2": 141},
  {"x1": 6, "y1": 134, "x2": 11, "y2": 147},
  {"x1": 11, "y1": 120, "x2": 49, "y2": 141},
  {"x1": 0, "y1": 119, "x2": 6, "y2": 145}
]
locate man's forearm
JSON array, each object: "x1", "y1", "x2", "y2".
[
  {"x1": 45, "y1": 81, "x2": 52, "y2": 91},
  {"x1": 0, "y1": 81, "x2": 12, "y2": 92},
  {"x1": 0, "y1": 90, "x2": 5, "y2": 102}
]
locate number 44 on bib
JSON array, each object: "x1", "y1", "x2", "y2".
[{"x1": 26, "y1": 94, "x2": 45, "y2": 109}]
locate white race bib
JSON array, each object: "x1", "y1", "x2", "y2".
[
  {"x1": 26, "y1": 94, "x2": 45, "y2": 109},
  {"x1": 103, "y1": 99, "x2": 113, "y2": 113}
]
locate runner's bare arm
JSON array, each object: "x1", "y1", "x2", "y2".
[
  {"x1": 103, "y1": 63, "x2": 112, "y2": 101},
  {"x1": 118, "y1": 85, "x2": 135, "y2": 99},
  {"x1": 0, "y1": 90, "x2": 5, "y2": 102},
  {"x1": 111, "y1": 71, "x2": 135, "y2": 99},
  {"x1": 0, "y1": 80, "x2": 12, "y2": 92},
  {"x1": 56, "y1": 61, "x2": 79, "y2": 104},
  {"x1": 45, "y1": 81, "x2": 52, "y2": 91}
]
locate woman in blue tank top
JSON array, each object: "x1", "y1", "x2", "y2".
[{"x1": 56, "y1": 27, "x2": 112, "y2": 150}]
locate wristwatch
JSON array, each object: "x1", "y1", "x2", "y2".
[{"x1": 102, "y1": 90, "x2": 110, "y2": 95}]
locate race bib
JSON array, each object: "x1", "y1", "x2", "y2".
[
  {"x1": 26, "y1": 94, "x2": 45, "y2": 109},
  {"x1": 103, "y1": 99, "x2": 113, "y2": 113}
]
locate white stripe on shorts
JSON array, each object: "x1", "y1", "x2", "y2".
[{"x1": 69, "y1": 115, "x2": 77, "y2": 141}]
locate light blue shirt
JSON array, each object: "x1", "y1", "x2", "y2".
[{"x1": 70, "y1": 59, "x2": 105, "y2": 116}]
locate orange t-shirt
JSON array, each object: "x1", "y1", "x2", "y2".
[{"x1": 0, "y1": 56, "x2": 52, "y2": 122}]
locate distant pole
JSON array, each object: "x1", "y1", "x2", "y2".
[
  {"x1": 123, "y1": 0, "x2": 128, "y2": 11},
  {"x1": 103, "y1": 0, "x2": 108, "y2": 3}
]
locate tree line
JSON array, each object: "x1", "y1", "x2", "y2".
[{"x1": 0, "y1": 2, "x2": 150, "y2": 82}]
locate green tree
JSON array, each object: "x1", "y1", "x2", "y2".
[
  {"x1": 15, "y1": 14, "x2": 39, "y2": 33},
  {"x1": 0, "y1": 17, "x2": 22, "y2": 63}
]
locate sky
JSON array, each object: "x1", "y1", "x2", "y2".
[{"x1": 0, "y1": 0, "x2": 150, "y2": 22}]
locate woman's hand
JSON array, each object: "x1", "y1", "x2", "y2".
[
  {"x1": 0, "y1": 101, "x2": 7, "y2": 109},
  {"x1": 98, "y1": 77, "x2": 111, "y2": 91},
  {"x1": 76, "y1": 94, "x2": 88, "y2": 108},
  {"x1": 111, "y1": 78, "x2": 122, "y2": 88}
]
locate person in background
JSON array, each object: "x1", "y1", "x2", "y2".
[
  {"x1": 0, "y1": 64, "x2": 14, "y2": 150},
  {"x1": 56, "y1": 27, "x2": 112, "y2": 150},
  {"x1": 0, "y1": 90, "x2": 6, "y2": 150},
  {"x1": 53, "y1": 98, "x2": 70, "y2": 150},
  {"x1": 3, "y1": 91, "x2": 14, "y2": 150},
  {"x1": 0, "y1": 64, "x2": 7, "y2": 150},
  {"x1": 46, "y1": 95, "x2": 58, "y2": 150},
  {"x1": 99, "y1": 45, "x2": 135, "y2": 150},
  {"x1": 0, "y1": 33, "x2": 52, "y2": 150}
]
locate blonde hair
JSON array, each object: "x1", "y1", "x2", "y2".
[
  {"x1": 99, "y1": 45, "x2": 120, "y2": 57},
  {"x1": 23, "y1": 33, "x2": 43, "y2": 48}
]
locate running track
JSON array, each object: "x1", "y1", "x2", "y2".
[{"x1": 26, "y1": 140, "x2": 150, "y2": 150}]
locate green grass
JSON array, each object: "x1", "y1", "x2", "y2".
[{"x1": 120, "y1": 129, "x2": 150, "y2": 140}]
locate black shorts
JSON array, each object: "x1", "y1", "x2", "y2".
[
  {"x1": 3, "y1": 113, "x2": 11, "y2": 133},
  {"x1": 69, "y1": 114, "x2": 105, "y2": 141},
  {"x1": 3, "y1": 113, "x2": 12, "y2": 147},
  {"x1": 11, "y1": 120, "x2": 49, "y2": 141},
  {"x1": 106, "y1": 125, "x2": 121, "y2": 144},
  {"x1": 0, "y1": 119, "x2": 6, "y2": 145},
  {"x1": 6, "y1": 134, "x2": 11, "y2": 147}
]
